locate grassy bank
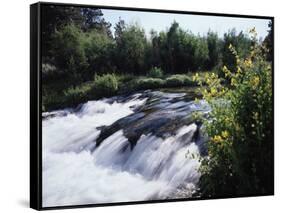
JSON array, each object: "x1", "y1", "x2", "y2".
[{"x1": 42, "y1": 72, "x2": 208, "y2": 112}]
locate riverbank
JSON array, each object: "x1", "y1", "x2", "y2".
[{"x1": 42, "y1": 72, "x2": 208, "y2": 112}]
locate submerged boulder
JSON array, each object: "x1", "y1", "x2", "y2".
[{"x1": 94, "y1": 90, "x2": 209, "y2": 150}]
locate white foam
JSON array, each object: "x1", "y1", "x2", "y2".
[{"x1": 42, "y1": 97, "x2": 201, "y2": 207}]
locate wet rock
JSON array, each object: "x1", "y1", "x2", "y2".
[{"x1": 94, "y1": 90, "x2": 209, "y2": 150}]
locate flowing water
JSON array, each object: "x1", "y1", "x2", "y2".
[{"x1": 42, "y1": 90, "x2": 209, "y2": 207}]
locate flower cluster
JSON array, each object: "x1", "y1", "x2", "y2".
[{"x1": 195, "y1": 27, "x2": 273, "y2": 197}]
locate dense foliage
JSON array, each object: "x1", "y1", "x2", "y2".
[
  {"x1": 91, "y1": 74, "x2": 119, "y2": 97},
  {"x1": 148, "y1": 67, "x2": 164, "y2": 78},
  {"x1": 42, "y1": 5, "x2": 257, "y2": 111},
  {"x1": 193, "y1": 29, "x2": 273, "y2": 197}
]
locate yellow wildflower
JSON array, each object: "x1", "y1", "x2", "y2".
[
  {"x1": 223, "y1": 68, "x2": 231, "y2": 78},
  {"x1": 221, "y1": 130, "x2": 229, "y2": 139},
  {"x1": 213, "y1": 135, "x2": 223, "y2": 143},
  {"x1": 237, "y1": 67, "x2": 242, "y2": 74},
  {"x1": 220, "y1": 88, "x2": 226, "y2": 96},
  {"x1": 236, "y1": 58, "x2": 240, "y2": 64},
  {"x1": 193, "y1": 73, "x2": 199, "y2": 81},
  {"x1": 210, "y1": 87, "x2": 217, "y2": 96},
  {"x1": 231, "y1": 78, "x2": 237, "y2": 86},
  {"x1": 251, "y1": 76, "x2": 260, "y2": 88},
  {"x1": 244, "y1": 58, "x2": 253, "y2": 67}
]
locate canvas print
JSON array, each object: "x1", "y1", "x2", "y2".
[{"x1": 39, "y1": 3, "x2": 273, "y2": 208}]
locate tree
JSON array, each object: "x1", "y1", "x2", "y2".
[
  {"x1": 192, "y1": 36, "x2": 209, "y2": 71},
  {"x1": 166, "y1": 21, "x2": 180, "y2": 73},
  {"x1": 81, "y1": 8, "x2": 112, "y2": 37},
  {"x1": 115, "y1": 23, "x2": 148, "y2": 74},
  {"x1": 157, "y1": 21, "x2": 209, "y2": 73},
  {"x1": 114, "y1": 17, "x2": 126, "y2": 43},
  {"x1": 42, "y1": 5, "x2": 112, "y2": 59},
  {"x1": 83, "y1": 30, "x2": 116, "y2": 78},
  {"x1": 41, "y1": 5, "x2": 84, "y2": 59},
  {"x1": 263, "y1": 21, "x2": 273, "y2": 61},
  {"x1": 222, "y1": 29, "x2": 251, "y2": 72},
  {"x1": 206, "y1": 31, "x2": 222, "y2": 70},
  {"x1": 147, "y1": 29, "x2": 161, "y2": 68},
  {"x1": 51, "y1": 24, "x2": 88, "y2": 87}
]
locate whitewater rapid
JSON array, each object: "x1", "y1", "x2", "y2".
[{"x1": 42, "y1": 93, "x2": 202, "y2": 207}]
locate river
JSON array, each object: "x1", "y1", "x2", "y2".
[{"x1": 42, "y1": 89, "x2": 210, "y2": 207}]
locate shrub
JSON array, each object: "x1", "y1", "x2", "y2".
[
  {"x1": 183, "y1": 76, "x2": 195, "y2": 86},
  {"x1": 136, "y1": 78, "x2": 165, "y2": 90},
  {"x1": 148, "y1": 67, "x2": 164, "y2": 78},
  {"x1": 117, "y1": 74, "x2": 135, "y2": 83},
  {"x1": 119, "y1": 78, "x2": 139, "y2": 93},
  {"x1": 166, "y1": 74, "x2": 193, "y2": 87},
  {"x1": 62, "y1": 83, "x2": 93, "y2": 106},
  {"x1": 166, "y1": 75, "x2": 184, "y2": 87},
  {"x1": 194, "y1": 30, "x2": 273, "y2": 197},
  {"x1": 92, "y1": 74, "x2": 119, "y2": 98}
]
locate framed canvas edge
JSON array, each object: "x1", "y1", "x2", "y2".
[
  {"x1": 30, "y1": 1, "x2": 275, "y2": 210},
  {"x1": 30, "y1": 2, "x2": 43, "y2": 210},
  {"x1": 38, "y1": 1, "x2": 274, "y2": 19}
]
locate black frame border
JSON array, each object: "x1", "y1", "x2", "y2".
[{"x1": 30, "y1": 1, "x2": 274, "y2": 210}]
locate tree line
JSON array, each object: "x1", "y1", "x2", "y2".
[{"x1": 42, "y1": 5, "x2": 272, "y2": 88}]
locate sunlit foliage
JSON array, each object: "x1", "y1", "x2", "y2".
[{"x1": 193, "y1": 28, "x2": 273, "y2": 197}]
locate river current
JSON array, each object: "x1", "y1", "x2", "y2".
[{"x1": 42, "y1": 90, "x2": 209, "y2": 207}]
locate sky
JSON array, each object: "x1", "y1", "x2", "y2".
[{"x1": 102, "y1": 9, "x2": 270, "y2": 39}]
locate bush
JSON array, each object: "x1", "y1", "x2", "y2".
[
  {"x1": 166, "y1": 75, "x2": 184, "y2": 87},
  {"x1": 183, "y1": 76, "x2": 195, "y2": 86},
  {"x1": 92, "y1": 74, "x2": 119, "y2": 98},
  {"x1": 136, "y1": 78, "x2": 165, "y2": 90},
  {"x1": 63, "y1": 83, "x2": 93, "y2": 106},
  {"x1": 194, "y1": 30, "x2": 273, "y2": 197},
  {"x1": 148, "y1": 67, "x2": 164, "y2": 78},
  {"x1": 166, "y1": 74, "x2": 193, "y2": 87}
]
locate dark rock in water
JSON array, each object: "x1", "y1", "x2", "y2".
[
  {"x1": 42, "y1": 109, "x2": 72, "y2": 120},
  {"x1": 95, "y1": 112, "x2": 146, "y2": 147},
  {"x1": 195, "y1": 125, "x2": 208, "y2": 156},
  {"x1": 94, "y1": 90, "x2": 210, "y2": 150}
]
